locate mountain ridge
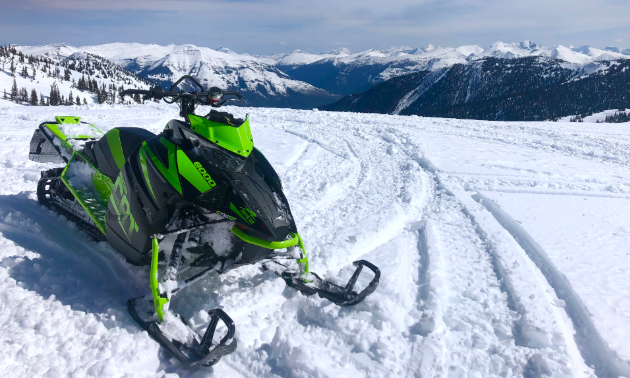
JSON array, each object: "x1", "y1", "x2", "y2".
[{"x1": 14, "y1": 41, "x2": 630, "y2": 109}]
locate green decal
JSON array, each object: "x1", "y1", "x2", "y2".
[
  {"x1": 143, "y1": 138, "x2": 182, "y2": 194},
  {"x1": 230, "y1": 202, "x2": 257, "y2": 224},
  {"x1": 110, "y1": 172, "x2": 139, "y2": 241},
  {"x1": 176, "y1": 150, "x2": 216, "y2": 193},
  {"x1": 150, "y1": 237, "x2": 169, "y2": 322},
  {"x1": 139, "y1": 143, "x2": 157, "y2": 201},
  {"x1": 92, "y1": 171, "x2": 114, "y2": 205},
  {"x1": 188, "y1": 114, "x2": 254, "y2": 158},
  {"x1": 106, "y1": 129, "x2": 126, "y2": 169}
]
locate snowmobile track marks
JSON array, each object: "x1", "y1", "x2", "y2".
[{"x1": 473, "y1": 193, "x2": 630, "y2": 378}]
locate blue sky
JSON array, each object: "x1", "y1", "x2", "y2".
[{"x1": 1, "y1": 0, "x2": 629, "y2": 54}]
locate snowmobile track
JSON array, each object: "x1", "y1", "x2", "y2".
[{"x1": 473, "y1": 193, "x2": 630, "y2": 378}]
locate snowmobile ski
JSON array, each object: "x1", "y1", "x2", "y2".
[
  {"x1": 281, "y1": 260, "x2": 380, "y2": 306},
  {"x1": 127, "y1": 298, "x2": 237, "y2": 367}
]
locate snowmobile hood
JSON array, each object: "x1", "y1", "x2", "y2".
[
  {"x1": 226, "y1": 161, "x2": 296, "y2": 239},
  {"x1": 188, "y1": 114, "x2": 253, "y2": 158}
]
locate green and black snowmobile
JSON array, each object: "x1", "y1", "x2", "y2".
[{"x1": 28, "y1": 76, "x2": 380, "y2": 367}]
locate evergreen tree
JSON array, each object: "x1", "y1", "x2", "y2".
[
  {"x1": 68, "y1": 90, "x2": 74, "y2": 105},
  {"x1": 133, "y1": 93, "x2": 141, "y2": 104},
  {"x1": 10, "y1": 59, "x2": 15, "y2": 76},
  {"x1": 97, "y1": 83, "x2": 107, "y2": 104},
  {"x1": 11, "y1": 78, "x2": 18, "y2": 102},
  {"x1": 39, "y1": 93, "x2": 46, "y2": 106},
  {"x1": 20, "y1": 87, "x2": 28, "y2": 103},
  {"x1": 30, "y1": 89, "x2": 38, "y2": 106},
  {"x1": 21, "y1": 65, "x2": 28, "y2": 78},
  {"x1": 83, "y1": 98, "x2": 88, "y2": 105},
  {"x1": 76, "y1": 95, "x2": 81, "y2": 105},
  {"x1": 64, "y1": 68, "x2": 71, "y2": 81},
  {"x1": 49, "y1": 83, "x2": 60, "y2": 106},
  {"x1": 3, "y1": 89, "x2": 6, "y2": 100},
  {"x1": 78, "y1": 75, "x2": 87, "y2": 91}
]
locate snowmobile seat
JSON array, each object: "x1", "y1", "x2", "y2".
[{"x1": 83, "y1": 127, "x2": 156, "y2": 180}]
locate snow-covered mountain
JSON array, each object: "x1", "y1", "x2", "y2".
[
  {"x1": 278, "y1": 41, "x2": 630, "y2": 96},
  {"x1": 322, "y1": 56, "x2": 630, "y2": 122},
  {"x1": 16, "y1": 43, "x2": 340, "y2": 109},
  {"x1": 15, "y1": 40, "x2": 630, "y2": 103}
]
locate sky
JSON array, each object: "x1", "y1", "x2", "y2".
[{"x1": 0, "y1": 0, "x2": 629, "y2": 55}]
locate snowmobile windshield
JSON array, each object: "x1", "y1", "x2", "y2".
[{"x1": 188, "y1": 114, "x2": 253, "y2": 158}]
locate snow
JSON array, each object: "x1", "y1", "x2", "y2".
[
  {"x1": 2, "y1": 102, "x2": 630, "y2": 377},
  {"x1": 0, "y1": 52, "x2": 150, "y2": 107}
]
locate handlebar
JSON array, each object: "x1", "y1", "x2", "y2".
[{"x1": 120, "y1": 75, "x2": 243, "y2": 108}]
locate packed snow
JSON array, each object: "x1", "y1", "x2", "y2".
[{"x1": 0, "y1": 101, "x2": 629, "y2": 377}]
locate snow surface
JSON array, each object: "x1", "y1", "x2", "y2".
[{"x1": 1, "y1": 102, "x2": 630, "y2": 377}]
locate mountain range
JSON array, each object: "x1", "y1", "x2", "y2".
[{"x1": 13, "y1": 41, "x2": 630, "y2": 114}]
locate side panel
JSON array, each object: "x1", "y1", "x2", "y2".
[
  {"x1": 106, "y1": 164, "x2": 153, "y2": 263},
  {"x1": 105, "y1": 139, "x2": 175, "y2": 265}
]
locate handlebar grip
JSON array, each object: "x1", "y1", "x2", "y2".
[{"x1": 221, "y1": 91, "x2": 243, "y2": 100}]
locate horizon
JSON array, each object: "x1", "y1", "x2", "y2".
[{"x1": 7, "y1": 39, "x2": 630, "y2": 57}]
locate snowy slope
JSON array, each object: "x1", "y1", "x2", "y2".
[
  {"x1": 0, "y1": 53, "x2": 150, "y2": 106},
  {"x1": 63, "y1": 52, "x2": 153, "y2": 87},
  {"x1": 3, "y1": 102, "x2": 630, "y2": 377}
]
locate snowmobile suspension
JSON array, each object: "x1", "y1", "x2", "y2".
[
  {"x1": 230, "y1": 226, "x2": 311, "y2": 278},
  {"x1": 150, "y1": 235, "x2": 169, "y2": 321}
]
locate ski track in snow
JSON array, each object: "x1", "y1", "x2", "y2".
[{"x1": 0, "y1": 101, "x2": 629, "y2": 377}]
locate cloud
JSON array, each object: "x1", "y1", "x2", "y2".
[
  {"x1": 280, "y1": 41, "x2": 287, "y2": 45},
  {"x1": 2, "y1": 0, "x2": 630, "y2": 54}
]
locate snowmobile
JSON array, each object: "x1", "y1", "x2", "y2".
[{"x1": 28, "y1": 75, "x2": 380, "y2": 367}]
